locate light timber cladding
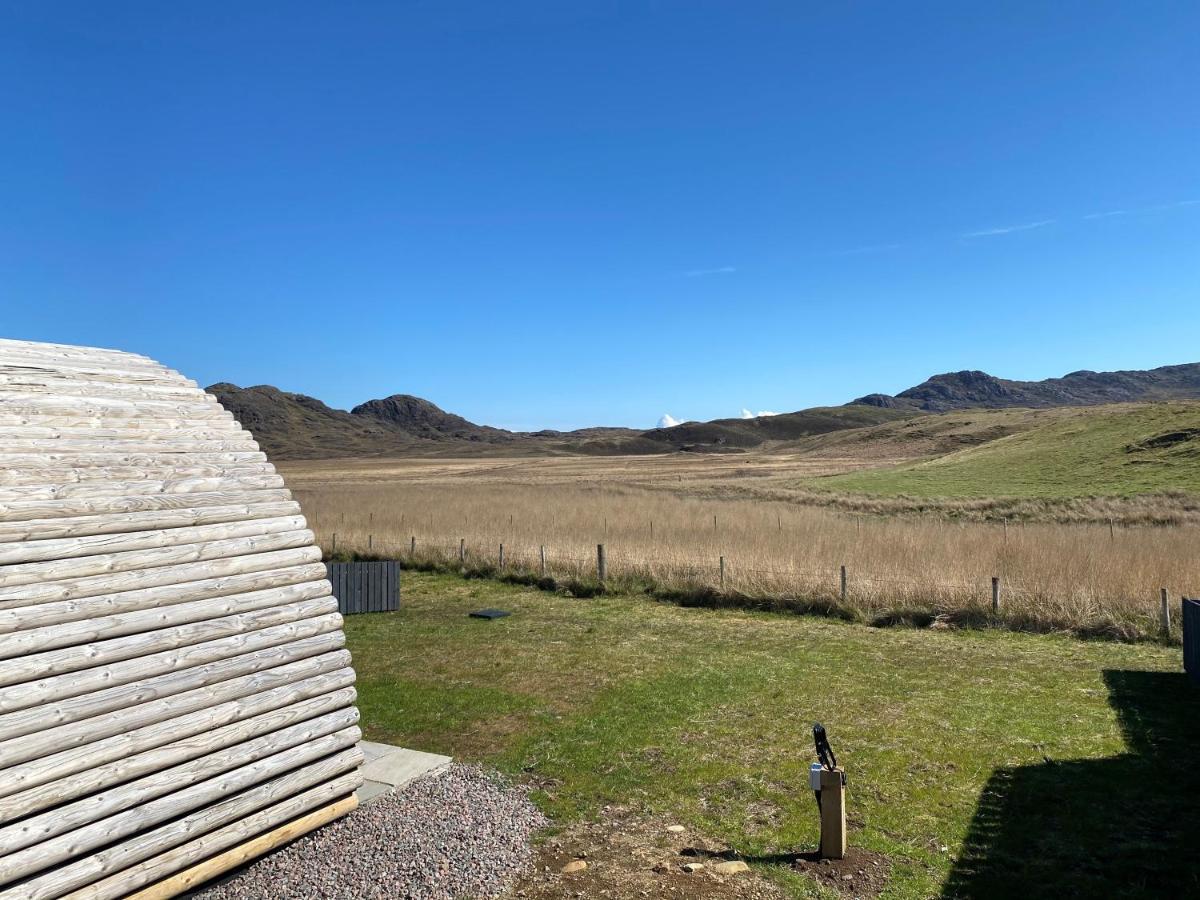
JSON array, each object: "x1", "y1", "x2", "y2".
[{"x1": 0, "y1": 338, "x2": 363, "y2": 899}]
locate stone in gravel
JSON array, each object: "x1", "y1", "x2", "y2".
[
  {"x1": 713, "y1": 861, "x2": 751, "y2": 875},
  {"x1": 681, "y1": 863, "x2": 704, "y2": 873},
  {"x1": 561, "y1": 860, "x2": 588, "y2": 874},
  {"x1": 666, "y1": 825, "x2": 685, "y2": 833}
]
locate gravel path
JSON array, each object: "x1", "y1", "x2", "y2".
[{"x1": 195, "y1": 763, "x2": 548, "y2": 900}]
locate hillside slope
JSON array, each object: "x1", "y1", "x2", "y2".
[
  {"x1": 815, "y1": 402, "x2": 1200, "y2": 498},
  {"x1": 854, "y1": 363, "x2": 1200, "y2": 412}
]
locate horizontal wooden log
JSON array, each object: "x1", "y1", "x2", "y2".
[
  {"x1": 0, "y1": 472, "x2": 285, "y2": 502},
  {"x1": 0, "y1": 346, "x2": 171, "y2": 376},
  {"x1": 0, "y1": 363, "x2": 193, "y2": 389},
  {"x1": 0, "y1": 374, "x2": 205, "y2": 399},
  {"x1": 0, "y1": 544, "x2": 319, "y2": 606},
  {"x1": 0, "y1": 650, "x2": 351, "y2": 768},
  {"x1": 0, "y1": 450, "x2": 266, "y2": 469},
  {"x1": 0, "y1": 729, "x2": 362, "y2": 883},
  {"x1": 0, "y1": 488, "x2": 292, "y2": 525},
  {"x1": 0, "y1": 629, "x2": 344, "y2": 740},
  {"x1": 0, "y1": 415, "x2": 236, "y2": 432},
  {"x1": 0, "y1": 513, "x2": 305, "y2": 570},
  {"x1": 0, "y1": 461, "x2": 274, "y2": 488},
  {"x1": 4, "y1": 748, "x2": 364, "y2": 899},
  {"x1": 0, "y1": 393, "x2": 228, "y2": 417},
  {"x1": 61, "y1": 773, "x2": 363, "y2": 900},
  {"x1": 0, "y1": 361, "x2": 195, "y2": 386},
  {"x1": 0, "y1": 608, "x2": 342, "y2": 706},
  {"x1": 0, "y1": 500, "x2": 299, "y2": 543},
  {"x1": 0, "y1": 527, "x2": 312, "y2": 591},
  {"x1": 0, "y1": 687, "x2": 357, "y2": 822},
  {"x1": 0, "y1": 559, "x2": 324, "y2": 631},
  {"x1": 0, "y1": 438, "x2": 260, "y2": 456},
  {"x1": 118, "y1": 794, "x2": 358, "y2": 900},
  {"x1": 0, "y1": 580, "x2": 332, "y2": 659},
  {"x1": 0, "y1": 338, "x2": 163, "y2": 365},
  {"x1": 0, "y1": 377, "x2": 209, "y2": 402},
  {"x1": 0, "y1": 713, "x2": 360, "y2": 856},
  {"x1": 0, "y1": 420, "x2": 239, "y2": 440}
]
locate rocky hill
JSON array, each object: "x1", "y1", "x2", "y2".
[
  {"x1": 208, "y1": 360, "x2": 1200, "y2": 459},
  {"x1": 852, "y1": 363, "x2": 1200, "y2": 412}
]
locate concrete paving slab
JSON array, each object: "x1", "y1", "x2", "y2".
[{"x1": 355, "y1": 742, "x2": 453, "y2": 804}]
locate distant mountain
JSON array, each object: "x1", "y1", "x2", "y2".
[
  {"x1": 852, "y1": 364, "x2": 1200, "y2": 412},
  {"x1": 206, "y1": 383, "x2": 637, "y2": 459},
  {"x1": 350, "y1": 394, "x2": 515, "y2": 442},
  {"x1": 208, "y1": 361, "x2": 1200, "y2": 459}
]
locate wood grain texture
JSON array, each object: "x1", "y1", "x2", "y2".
[
  {"x1": 116, "y1": 794, "x2": 359, "y2": 900},
  {"x1": 0, "y1": 339, "x2": 361, "y2": 898}
]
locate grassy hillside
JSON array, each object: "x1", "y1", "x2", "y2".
[{"x1": 815, "y1": 402, "x2": 1200, "y2": 498}]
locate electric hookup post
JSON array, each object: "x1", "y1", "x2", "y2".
[{"x1": 809, "y1": 723, "x2": 847, "y2": 859}]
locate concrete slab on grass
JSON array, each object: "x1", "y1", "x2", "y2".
[{"x1": 356, "y1": 741, "x2": 452, "y2": 804}]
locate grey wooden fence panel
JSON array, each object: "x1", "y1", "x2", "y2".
[
  {"x1": 324, "y1": 561, "x2": 400, "y2": 615},
  {"x1": 1184, "y1": 597, "x2": 1199, "y2": 686}
]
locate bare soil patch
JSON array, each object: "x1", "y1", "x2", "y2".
[{"x1": 506, "y1": 804, "x2": 890, "y2": 899}]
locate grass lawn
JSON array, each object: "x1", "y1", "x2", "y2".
[{"x1": 345, "y1": 572, "x2": 1198, "y2": 899}]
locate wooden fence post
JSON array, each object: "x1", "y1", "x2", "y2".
[
  {"x1": 991, "y1": 576, "x2": 1001, "y2": 613},
  {"x1": 459, "y1": 538, "x2": 465, "y2": 562},
  {"x1": 499, "y1": 543, "x2": 505, "y2": 568},
  {"x1": 1161, "y1": 588, "x2": 1171, "y2": 635},
  {"x1": 597, "y1": 544, "x2": 607, "y2": 583},
  {"x1": 410, "y1": 535, "x2": 416, "y2": 555},
  {"x1": 539, "y1": 545, "x2": 546, "y2": 577},
  {"x1": 840, "y1": 565, "x2": 847, "y2": 603},
  {"x1": 331, "y1": 533, "x2": 337, "y2": 555},
  {"x1": 719, "y1": 556, "x2": 725, "y2": 588},
  {"x1": 368, "y1": 534, "x2": 372, "y2": 551}
]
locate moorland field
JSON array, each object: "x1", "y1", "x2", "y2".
[{"x1": 282, "y1": 402, "x2": 1200, "y2": 642}]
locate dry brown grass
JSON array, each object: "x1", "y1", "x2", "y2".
[{"x1": 281, "y1": 456, "x2": 1200, "y2": 641}]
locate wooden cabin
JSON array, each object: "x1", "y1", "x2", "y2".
[{"x1": 0, "y1": 337, "x2": 362, "y2": 899}]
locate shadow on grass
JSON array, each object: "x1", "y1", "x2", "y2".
[{"x1": 942, "y1": 669, "x2": 1200, "y2": 898}]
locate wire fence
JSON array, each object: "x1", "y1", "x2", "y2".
[{"x1": 318, "y1": 529, "x2": 1189, "y2": 640}]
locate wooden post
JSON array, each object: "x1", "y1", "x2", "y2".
[
  {"x1": 819, "y1": 768, "x2": 847, "y2": 859},
  {"x1": 597, "y1": 544, "x2": 607, "y2": 583},
  {"x1": 840, "y1": 565, "x2": 847, "y2": 602},
  {"x1": 1109, "y1": 518, "x2": 1115, "y2": 541},
  {"x1": 650, "y1": 520, "x2": 653, "y2": 539},
  {"x1": 991, "y1": 576, "x2": 1000, "y2": 613},
  {"x1": 459, "y1": 538, "x2": 465, "y2": 562},
  {"x1": 539, "y1": 545, "x2": 546, "y2": 577},
  {"x1": 713, "y1": 514, "x2": 717, "y2": 533},
  {"x1": 410, "y1": 535, "x2": 416, "y2": 555},
  {"x1": 367, "y1": 534, "x2": 372, "y2": 551},
  {"x1": 1161, "y1": 588, "x2": 1171, "y2": 635},
  {"x1": 331, "y1": 533, "x2": 337, "y2": 555},
  {"x1": 1003, "y1": 518, "x2": 1008, "y2": 543},
  {"x1": 499, "y1": 543, "x2": 505, "y2": 568},
  {"x1": 719, "y1": 556, "x2": 725, "y2": 589}
]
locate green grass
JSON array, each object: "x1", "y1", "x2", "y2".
[
  {"x1": 814, "y1": 403, "x2": 1200, "y2": 499},
  {"x1": 346, "y1": 572, "x2": 1198, "y2": 898}
]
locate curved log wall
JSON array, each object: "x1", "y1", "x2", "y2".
[{"x1": 0, "y1": 338, "x2": 363, "y2": 899}]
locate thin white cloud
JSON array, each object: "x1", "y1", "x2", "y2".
[
  {"x1": 684, "y1": 266, "x2": 736, "y2": 277},
  {"x1": 740, "y1": 409, "x2": 780, "y2": 419},
  {"x1": 1084, "y1": 199, "x2": 1200, "y2": 220},
  {"x1": 658, "y1": 413, "x2": 682, "y2": 428},
  {"x1": 963, "y1": 220, "x2": 1055, "y2": 238}
]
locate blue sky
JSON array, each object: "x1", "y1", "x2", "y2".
[{"x1": 2, "y1": 2, "x2": 1197, "y2": 430}]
